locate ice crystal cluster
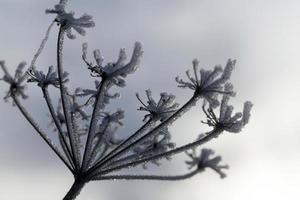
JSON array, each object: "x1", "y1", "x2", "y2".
[{"x1": 0, "y1": 1, "x2": 253, "y2": 200}]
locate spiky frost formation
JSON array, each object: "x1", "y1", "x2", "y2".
[
  {"x1": 185, "y1": 148, "x2": 229, "y2": 178},
  {"x1": 136, "y1": 89, "x2": 180, "y2": 122}
]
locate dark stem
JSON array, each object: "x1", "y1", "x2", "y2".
[
  {"x1": 42, "y1": 88, "x2": 75, "y2": 170},
  {"x1": 12, "y1": 94, "x2": 73, "y2": 172},
  {"x1": 95, "y1": 169, "x2": 199, "y2": 181},
  {"x1": 56, "y1": 27, "x2": 78, "y2": 171},
  {"x1": 81, "y1": 80, "x2": 107, "y2": 171},
  {"x1": 63, "y1": 179, "x2": 86, "y2": 200},
  {"x1": 96, "y1": 128, "x2": 223, "y2": 177},
  {"x1": 89, "y1": 119, "x2": 154, "y2": 171},
  {"x1": 85, "y1": 95, "x2": 199, "y2": 177}
]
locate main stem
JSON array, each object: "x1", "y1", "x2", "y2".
[{"x1": 63, "y1": 179, "x2": 86, "y2": 200}]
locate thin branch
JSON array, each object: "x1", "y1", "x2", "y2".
[
  {"x1": 88, "y1": 119, "x2": 155, "y2": 172},
  {"x1": 12, "y1": 93, "x2": 74, "y2": 173},
  {"x1": 93, "y1": 169, "x2": 199, "y2": 181},
  {"x1": 42, "y1": 87, "x2": 75, "y2": 170},
  {"x1": 56, "y1": 27, "x2": 79, "y2": 171},
  {"x1": 29, "y1": 21, "x2": 55, "y2": 71},
  {"x1": 92, "y1": 128, "x2": 222, "y2": 177},
  {"x1": 85, "y1": 94, "x2": 200, "y2": 176},
  {"x1": 87, "y1": 121, "x2": 110, "y2": 166},
  {"x1": 81, "y1": 80, "x2": 108, "y2": 171}
]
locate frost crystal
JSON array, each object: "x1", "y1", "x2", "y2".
[
  {"x1": 136, "y1": 89, "x2": 180, "y2": 122},
  {"x1": 185, "y1": 148, "x2": 229, "y2": 178}
]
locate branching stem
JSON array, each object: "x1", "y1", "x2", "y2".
[
  {"x1": 96, "y1": 128, "x2": 222, "y2": 177},
  {"x1": 12, "y1": 93, "x2": 74, "y2": 172},
  {"x1": 42, "y1": 87, "x2": 75, "y2": 170}
]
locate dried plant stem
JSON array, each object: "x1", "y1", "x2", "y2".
[
  {"x1": 94, "y1": 169, "x2": 199, "y2": 181},
  {"x1": 81, "y1": 80, "x2": 109, "y2": 170},
  {"x1": 12, "y1": 94, "x2": 73, "y2": 172},
  {"x1": 86, "y1": 95, "x2": 199, "y2": 177},
  {"x1": 63, "y1": 178, "x2": 86, "y2": 200},
  {"x1": 57, "y1": 27, "x2": 79, "y2": 171},
  {"x1": 91, "y1": 119, "x2": 155, "y2": 170},
  {"x1": 42, "y1": 87, "x2": 75, "y2": 170},
  {"x1": 98, "y1": 128, "x2": 222, "y2": 176}
]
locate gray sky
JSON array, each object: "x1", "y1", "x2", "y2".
[{"x1": 1, "y1": 0, "x2": 300, "y2": 199}]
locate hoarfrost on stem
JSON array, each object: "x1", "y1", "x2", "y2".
[{"x1": 0, "y1": 1, "x2": 253, "y2": 200}]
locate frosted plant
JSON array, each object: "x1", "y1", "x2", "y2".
[{"x1": 0, "y1": 1, "x2": 253, "y2": 200}]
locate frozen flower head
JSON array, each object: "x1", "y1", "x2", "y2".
[
  {"x1": 185, "y1": 148, "x2": 229, "y2": 178},
  {"x1": 133, "y1": 127, "x2": 175, "y2": 168},
  {"x1": 202, "y1": 95, "x2": 253, "y2": 133},
  {"x1": 94, "y1": 110, "x2": 125, "y2": 147},
  {"x1": 48, "y1": 102, "x2": 66, "y2": 131},
  {"x1": 75, "y1": 81, "x2": 120, "y2": 108},
  {"x1": 46, "y1": 1, "x2": 95, "y2": 39},
  {"x1": 136, "y1": 89, "x2": 180, "y2": 122},
  {"x1": 0, "y1": 61, "x2": 28, "y2": 101},
  {"x1": 82, "y1": 42, "x2": 143, "y2": 87},
  {"x1": 101, "y1": 109, "x2": 125, "y2": 126},
  {"x1": 67, "y1": 93, "x2": 90, "y2": 120},
  {"x1": 27, "y1": 66, "x2": 69, "y2": 88},
  {"x1": 176, "y1": 59, "x2": 236, "y2": 108}
]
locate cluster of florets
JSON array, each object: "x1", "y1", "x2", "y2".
[
  {"x1": 202, "y1": 95, "x2": 253, "y2": 133},
  {"x1": 185, "y1": 148, "x2": 229, "y2": 178},
  {"x1": 0, "y1": 61, "x2": 28, "y2": 102},
  {"x1": 27, "y1": 66, "x2": 69, "y2": 88},
  {"x1": 82, "y1": 42, "x2": 143, "y2": 87},
  {"x1": 46, "y1": 2, "x2": 95, "y2": 39},
  {"x1": 136, "y1": 89, "x2": 180, "y2": 122},
  {"x1": 176, "y1": 59, "x2": 236, "y2": 108}
]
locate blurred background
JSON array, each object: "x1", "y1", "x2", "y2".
[{"x1": 1, "y1": 0, "x2": 300, "y2": 199}]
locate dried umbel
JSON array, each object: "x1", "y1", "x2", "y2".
[{"x1": 0, "y1": 1, "x2": 253, "y2": 200}]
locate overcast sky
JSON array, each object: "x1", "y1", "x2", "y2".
[{"x1": 1, "y1": 0, "x2": 300, "y2": 200}]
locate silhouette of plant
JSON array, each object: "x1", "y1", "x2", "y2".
[{"x1": 0, "y1": 1, "x2": 253, "y2": 199}]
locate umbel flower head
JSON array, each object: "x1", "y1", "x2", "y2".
[
  {"x1": 133, "y1": 127, "x2": 175, "y2": 168},
  {"x1": 75, "y1": 80, "x2": 120, "y2": 107},
  {"x1": 0, "y1": 61, "x2": 28, "y2": 101},
  {"x1": 185, "y1": 148, "x2": 229, "y2": 178},
  {"x1": 82, "y1": 42, "x2": 143, "y2": 87},
  {"x1": 202, "y1": 94, "x2": 253, "y2": 133},
  {"x1": 27, "y1": 66, "x2": 69, "y2": 88},
  {"x1": 46, "y1": 1, "x2": 95, "y2": 39},
  {"x1": 136, "y1": 89, "x2": 180, "y2": 122},
  {"x1": 176, "y1": 59, "x2": 236, "y2": 108},
  {"x1": 94, "y1": 109, "x2": 125, "y2": 147}
]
